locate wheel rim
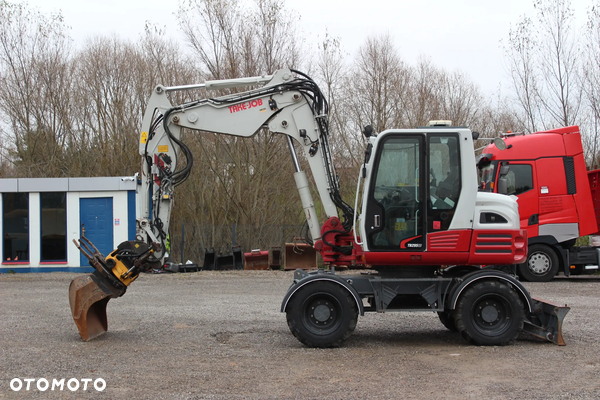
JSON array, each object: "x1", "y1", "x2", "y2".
[
  {"x1": 471, "y1": 294, "x2": 513, "y2": 336},
  {"x1": 301, "y1": 292, "x2": 343, "y2": 336},
  {"x1": 528, "y1": 251, "x2": 551, "y2": 275}
]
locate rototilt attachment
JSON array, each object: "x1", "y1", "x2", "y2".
[{"x1": 69, "y1": 237, "x2": 160, "y2": 341}]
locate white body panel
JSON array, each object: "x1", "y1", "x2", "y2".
[{"x1": 472, "y1": 192, "x2": 521, "y2": 230}]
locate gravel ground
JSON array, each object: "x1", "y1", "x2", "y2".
[{"x1": 1, "y1": 270, "x2": 599, "y2": 399}]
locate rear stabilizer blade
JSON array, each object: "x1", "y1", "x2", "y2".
[{"x1": 522, "y1": 296, "x2": 570, "y2": 345}]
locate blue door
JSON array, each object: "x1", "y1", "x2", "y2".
[{"x1": 80, "y1": 197, "x2": 113, "y2": 266}]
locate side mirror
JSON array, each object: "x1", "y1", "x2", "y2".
[
  {"x1": 499, "y1": 163, "x2": 510, "y2": 176},
  {"x1": 363, "y1": 125, "x2": 373, "y2": 138},
  {"x1": 498, "y1": 177, "x2": 508, "y2": 194},
  {"x1": 493, "y1": 137, "x2": 507, "y2": 151}
]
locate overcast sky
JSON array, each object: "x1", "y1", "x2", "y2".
[{"x1": 22, "y1": 0, "x2": 594, "y2": 96}]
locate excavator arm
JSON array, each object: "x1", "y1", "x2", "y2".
[
  {"x1": 137, "y1": 69, "x2": 352, "y2": 259},
  {"x1": 70, "y1": 69, "x2": 355, "y2": 340}
]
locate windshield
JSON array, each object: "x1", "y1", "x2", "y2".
[{"x1": 477, "y1": 161, "x2": 497, "y2": 192}]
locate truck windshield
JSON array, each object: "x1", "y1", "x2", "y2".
[{"x1": 478, "y1": 161, "x2": 497, "y2": 192}]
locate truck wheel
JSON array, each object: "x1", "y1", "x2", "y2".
[
  {"x1": 518, "y1": 244, "x2": 559, "y2": 282},
  {"x1": 455, "y1": 281, "x2": 525, "y2": 346},
  {"x1": 437, "y1": 310, "x2": 458, "y2": 332},
  {"x1": 286, "y1": 281, "x2": 358, "y2": 348}
]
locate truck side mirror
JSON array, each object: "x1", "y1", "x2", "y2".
[
  {"x1": 498, "y1": 177, "x2": 508, "y2": 194},
  {"x1": 494, "y1": 137, "x2": 507, "y2": 151}
]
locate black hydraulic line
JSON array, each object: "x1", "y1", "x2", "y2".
[{"x1": 161, "y1": 108, "x2": 194, "y2": 187}]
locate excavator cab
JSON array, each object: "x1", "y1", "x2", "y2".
[{"x1": 69, "y1": 238, "x2": 160, "y2": 341}]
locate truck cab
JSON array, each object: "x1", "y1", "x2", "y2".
[{"x1": 477, "y1": 126, "x2": 600, "y2": 281}]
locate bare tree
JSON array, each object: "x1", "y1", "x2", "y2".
[
  {"x1": 178, "y1": 0, "x2": 303, "y2": 79},
  {"x1": 251, "y1": 0, "x2": 303, "y2": 72},
  {"x1": 170, "y1": 0, "x2": 309, "y2": 259},
  {"x1": 505, "y1": 15, "x2": 543, "y2": 132},
  {"x1": 504, "y1": 0, "x2": 582, "y2": 132},
  {"x1": 439, "y1": 70, "x2": 483, "y2": 127},
  {"x1": 535, "y1": 0, "x2": 582, "y2": 127},
  {"x1": 178, "y1": 0, "x2": 243, "y2": 79},
  {"x1": 313, "y1": 33, "x2": 359, "y2": 170},
  {"x1": 345, "y1": 34, "x2": 410, "y2": 134},
  {"x1": 69, "y1": 36, "x2": 145, "y2": 176},
  {"x1": 403, "y1": 57, "x2": 443, "y2": 128},
  {"x1": 0, "y1": 1, "x2": 73, "y2": 177},
  {"x1": 581, "y1": 1, "x2": 600, "y2": 167}
]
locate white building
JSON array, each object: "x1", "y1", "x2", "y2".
[{"x1": 0, "y1": 176, "x2": 137, "y2": 272}]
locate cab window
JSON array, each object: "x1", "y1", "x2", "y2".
[
  {"x1": 368, "y1": 136, "x2": 424, "y2": 250},
  {"x1": 504, "y1": 164, "x2": 533, "y2": 195},
  {"x1": 428, "y1": 134, "x2": 460, "y2": 232},
  {"x1": 478, "y1": 162, "x2": 497, "y2": 192}
]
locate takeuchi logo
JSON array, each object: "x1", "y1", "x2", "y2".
[{"x1": 10, "y1": 378, "x2": 106, "y2": 392}]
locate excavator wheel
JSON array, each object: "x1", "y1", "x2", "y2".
[
  {"x1": 286, "y1": 281, "x2": 358, "y2": 348},
  {"x1": 454, "y1": 280, "x2": 525, "y2": 346},
  {"x1": 437, "y1": 310, "x2": 458, "y2": 332}
]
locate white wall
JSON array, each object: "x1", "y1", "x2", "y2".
[{"x1": 28, "y1": 193, "x2": 41, "y2": 266}]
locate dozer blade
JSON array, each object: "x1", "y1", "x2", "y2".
[
  {"x1": 522, "y1": 296, "x2": 570, "y2": 345},
  {"x1": 69, "y1": 270, "x2": 124, "y2": 341}
]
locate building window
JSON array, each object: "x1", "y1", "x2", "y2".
[
  {"x1": 41, "y1": 192, "x2": 67, "y2": 261},
  {"x1": 3, "y1": 193, "x2": 29, "y2": 261}
]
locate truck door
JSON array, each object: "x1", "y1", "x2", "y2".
[
  {"x1": 499, "y1": 162, "x2": 538, "y2": 237},
  {"x1": 365, "y1": 135, "x2": 426, "y2": 251}
]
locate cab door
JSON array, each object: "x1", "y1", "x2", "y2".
[
  {"x1": 498, "y1": 162, "x2": 538, "y2": 237},
  {"x1": 364, "y1": 134, "x2": 426, "y2": 251},
  {"x1": 427, "y1": 133, "x2": 461, "y2": 234}
]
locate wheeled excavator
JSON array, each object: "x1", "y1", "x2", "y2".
[{"x1": 69, "y1": 69, "x2": 569, "y2": 347}]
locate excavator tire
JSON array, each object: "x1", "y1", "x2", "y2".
[
  {"x1": 286, "y1": 281, "x2": 358, "y2": 348},
  {"x1": 454, "y1": 280, "x2": 525, "y2": 346},
  {"x1": 437, "y1": 310, "x2": 458, "y2": 332}
]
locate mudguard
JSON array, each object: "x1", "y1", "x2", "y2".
[
  {"x1": 280, "y1": 269, "x2": 365, "y2": 316},
  {"x1": 448, "y1": 268, "x2": 569, "y2": 345},
  {"x1": 448, "y1": 269, "x2": 534, "y2": 312}
]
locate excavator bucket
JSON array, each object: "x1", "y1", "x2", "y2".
[
  {"x1": 69, "y1": 237, "x2": 159, "y2": 341},
  {"x1": 284, "y1": 240, "x2": 317, "y2": 270},
  {"x1": 69, "y1": 271, "x2": 120, "y2": 341},
  {"x1": 69, "y1": 237, "x2": 128, "y2": 341}
]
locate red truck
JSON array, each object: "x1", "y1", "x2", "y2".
[{"x1": 477, "y1": 125, "x2": 600, "y2": 281}]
